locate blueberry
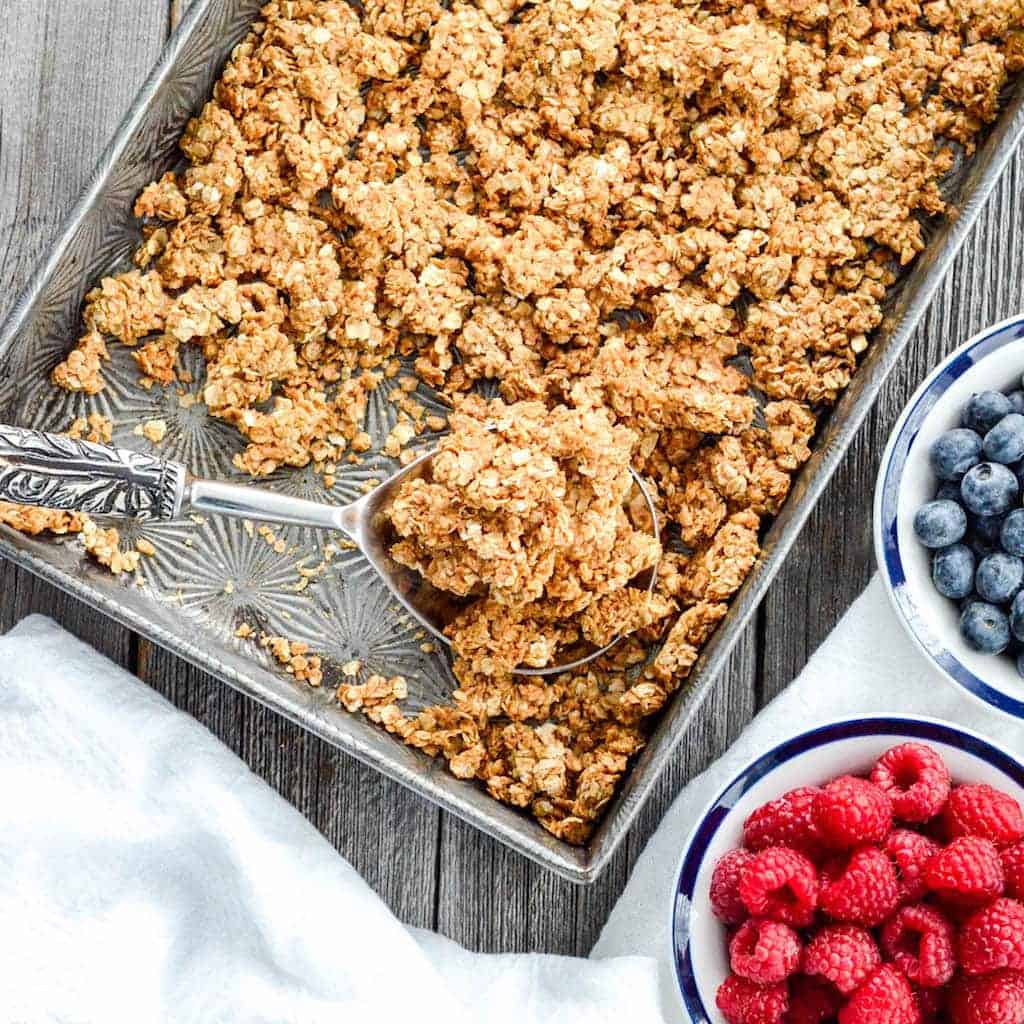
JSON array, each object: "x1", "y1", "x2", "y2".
[
  {"x1": 1011, "y1": 591, "x2": 1024, "y2": 642},
  {"x1": 930, "y1": 429, "x2": 983, "y2": 481},
  {"x1": 984, "y1": 414, "x2": 1024, "y2": 465},
  {"x1": 963, "y1": 391, "x2": 1012, "y2": 434},
  {"x1": 960, "y1": 601, "x2": 1011, "y2": 654},
  {"x1": 913, "y1": 499, "x2": 967, "y2": 548},
  {"x1": 1001, "y1": 509, "x2": 1024, "y2": 556},
  {"x1": 932, "y1": 544, "x2": 975, "y2": 599},
  {"x1": 960, "y1": 462, "x2": 1019, "y2": 516},
  {"x1": 975, "y1": 552, "x2": 1024, "y2": 604},
  {"x1": 1008, "y1": 391, "x2": 1024, "y2": 415},
  {"x1": 935, "y1": 480, "x2": 962, "y2": 503}
]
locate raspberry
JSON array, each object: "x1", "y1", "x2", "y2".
[
  {"x1": 885, "y1": 830, "x2": 943, "y2": 902},
  {"x1": 716, "y1": 974, "x2": 789, "y2": 1024},
  {"x1": 803, "y1": 925, "x2": 881, "y2": 994},
  {"x1": 784, "y1": 976, "x2": 843, "y2": 1024},
  {"x1": 880, "y1": 903, "x2": 957, "y2": 988},
  {"x1": 944, "y1": 785, "x2": 1024, "y2": 848},
  {"x1": 713, "y1": 850, "x2": 755, "y2": 924},
  {"x1": 730, "y1": 918, "x2": 803, "y2": 984},
  {"x1": 949, "y1": 970, "x2": 1024, "y2": 1024},
  {"x1": 744, "y1": 788, "x2": 826, "y2": 860},
  {"x1": 815, "y1": 777, "x2": 893, "y2": 849},
  {"x1": 925, "y1": 836, "x2": 1005, "y2": 908},
  {"x1": 1002, "y1": 842, "x2": 1024, "y2": 900},
  {"x1": 820, "y1": 846, "x2": 901, "y2": 927},
  {"x1": 839, "y1": 965, "x2": 920, "y2": 1024},
  {"x1": 959, "y1": 899, "x2": 1024, "y2": 975},
  {"x1": 871, "y1": 744, "x2": 951, "y2": 823},
  {"x1": 739, "y1": 848, "x2": 819, "y2": 928}
]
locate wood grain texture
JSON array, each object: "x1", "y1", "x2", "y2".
[{"x1": 0, "y1": 0, "x2": 1021, "y2": 958}]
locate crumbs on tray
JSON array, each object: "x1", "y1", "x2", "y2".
[{"x1": 21, "y1": 0, "x2": 1024, "y2": 842}]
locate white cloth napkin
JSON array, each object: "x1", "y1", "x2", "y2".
[
  {"x1": 1, "y1": 575, "x2": 1020, "y2": 1023},
  {"x1": 593, "y1": 574, "x2": 1024, "y2": 1021},
  {"x1": 0, "y1": 614, "x2": 661, "y2": 1024}
]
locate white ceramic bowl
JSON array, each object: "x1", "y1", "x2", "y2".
[
  {"x1": 874, "y1": 313, "x2": 1024, "y2": 717},
  {"x1": 669, "y1": 716, "x2": 1024, "y2": 1023}
]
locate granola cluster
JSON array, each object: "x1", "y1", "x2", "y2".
[
  {"x1": 388, "y1": 396, "x2": 668, "y2": 672},
  {"x1": 40, "y1": 0, "x2": 1024, "y2": 842}
]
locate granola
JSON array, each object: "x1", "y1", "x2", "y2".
[
  {"x1": 33, "y1": 0, "x2": 1023, "y2": 842},
  {"x1": 387, "y1": 396, "x2": 665, "y2": 668}
]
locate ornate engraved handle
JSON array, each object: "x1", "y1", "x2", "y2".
[{"x1": 0, "y1": 424, "x2": 187, "y2": 520}]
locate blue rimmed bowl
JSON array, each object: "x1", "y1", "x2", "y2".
[
  {"x1": 875, "y1": 314, "x2": 1024, "y2": 718},
  {"x1": 669, "y1": 715, "x2": 1024, "y2": 1023}
]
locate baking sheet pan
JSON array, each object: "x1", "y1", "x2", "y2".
[{"x1": 1, "y1": 0, "x2": 1022, "y2": 882}]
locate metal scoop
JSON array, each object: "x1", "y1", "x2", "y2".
[{"x1": 0, "y1": 423, "x2": 660, "y2": 676}]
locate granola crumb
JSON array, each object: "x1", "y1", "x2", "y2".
[
  {"x1": 141, "y1": 418, "x2": 168, "y2": 444},
  {"x1": 0, "y1": 503, "x2": 86, "y2": 537},
  {"x1": 389, "y1": 395, "x2": 662, "y2": 673},
  {"x1": 81, "y1": 519, "x2": 140, "y2": 575},
  {"x1": 67, "y1": 413, "x2": 114, "y2": 444},
  {"x1": 51, "y1": 332, "x2": 109, "y2": 394},
  {"x1": 337, "y1": 674, "x2": 408, "y2": 713},
  {"x1": 259, "y1": 632, "x2": 324, "y2": 687}
]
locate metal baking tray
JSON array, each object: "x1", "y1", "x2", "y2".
[{"x1": 1, "y1": 0, "x2": 1022, "y2": 883}]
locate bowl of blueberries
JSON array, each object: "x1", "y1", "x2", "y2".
[{"x1": 875, "y1": 313, "x2": 1024, "y2": 717}]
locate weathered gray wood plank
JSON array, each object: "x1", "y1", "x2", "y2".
[
  {"x1": 0, "y1": 570, "x2": 135, "y2": 667},
  {"x1": 759, "y1": 150, "x2": 1024, "y2": 703},
  {"x1": 0, "y1": 1, "x2": 168, "y2": 325}
]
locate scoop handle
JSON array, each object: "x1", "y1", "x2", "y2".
[
  {"x1": 0, "y1": 423, "x2": 187, "y2": 520},
  {"x1": 0, "y1": 423, "x2": 349, "y2": 533},
  {"x1": 186, "y1": 477, "x2": 345, "y2": 532}
]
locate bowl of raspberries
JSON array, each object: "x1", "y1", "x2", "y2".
[
  {"x1": 670, "y1": 716, "x2": 1024, "y2": 1024},
  {"x1": 876, "y1": 314, "x2": 1024, "y2": 717}
]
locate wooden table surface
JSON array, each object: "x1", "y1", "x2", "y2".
[{"x1": 2, "y1": 0, "x2": 1022, "y2": 957}]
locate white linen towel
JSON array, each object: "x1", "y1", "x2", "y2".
[
  {"x1": 1, "y1": 575, "x2": 1019, "y2": 1022},
  {"x1": 0, "y1": 615, "x2": 660, "y2": 1024}
]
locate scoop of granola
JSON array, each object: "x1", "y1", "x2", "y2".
[{"x1": 388, "y1": 396, "x2": 663, "y2": 669}]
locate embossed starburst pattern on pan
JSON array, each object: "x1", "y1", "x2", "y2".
[{"x1": 291, "y1": 567, "x2": 457, "y2": 708}]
